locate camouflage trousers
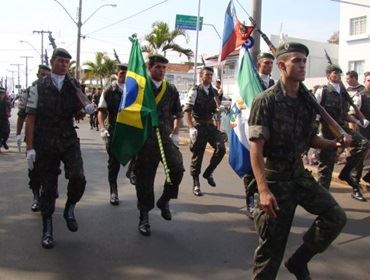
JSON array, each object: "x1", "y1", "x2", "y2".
[
  {"x1": 190, "y1": 123, "x2": 226, "y2": 177},
  {"x1": 105, "y1": 135, "x2": 124, "y2": 188},
  {"x1": 318, "y1": 130, "x2": 369, "y2": 189},
  {"x1": 134, "y1": 135, "x2": 184, "y2": 212},
  {"x1": 35, "y1": 139, "x2": 86, "y2": 217},
  {"x1": 253, "y1": 161, "x2": 346, "y2": 280}
]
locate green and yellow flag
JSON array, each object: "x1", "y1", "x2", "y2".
[{"x1": 112, "y1": 37, "x2": 158, "y2": 165}]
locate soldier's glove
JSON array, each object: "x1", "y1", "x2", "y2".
[
  {"x1": 16, "y1": 134, "x2": 22, "y2": 152},
  {"x1": 171, "y1": 133, "x2": 179, "y2": 146},
  {"x1": 84, "y1": 103, "x2": 96, "y2": 115},
  {"x1": 26, "y1": 149, "x2": 36, "y2": 171},
  {"x1": 189, "y1": 127, "x2": 198, "y2": 143},
  {"x1": 100, "y1": 128, "x2": 110, "y2": 143},
  {"x1": 358, "y1": 119, "x2": 370, "y2": 128}
]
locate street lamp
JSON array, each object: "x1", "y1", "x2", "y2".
[
  {"x1": 20, "y1": 40, "x2": 41, "y2": 57},
  {"x1": 53, "y1": 0, "x2": 117, "y2": 80}
]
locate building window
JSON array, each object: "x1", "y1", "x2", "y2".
[
  {"x1": 349, "y1": 16, "x2": 366, "y2": 36},
  {"x1": 348, "y1": 60, "x2": 364, "y2": 76}
]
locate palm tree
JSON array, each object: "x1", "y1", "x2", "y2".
[
  {"x1": 141, "y1": 21, "x2": 193, "y2": 61},
  {"x1": 83, "y1": 52, "x2": 117, "y2": 86}
]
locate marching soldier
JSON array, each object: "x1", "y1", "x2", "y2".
[
  {"x1": 16, "y1": 64, "x2": 50, "y2": 211},
  {"x1": 245, "y1": 52, "x2": 275, "y2": 219},
  {"x1": 0, "y1": 87, "x2": 11, "y2": 152},
  {"x1": 134, "y1": 54, "x2": 184, "y2": 236},
  {"x1": 25, "y1": 48, "x2": 89, "y2": 249},
  {"x1": 316, "y1": 65, "x2": 369, "y2": 201},
  {"x1": 249, "y1": 42, "x2": 348, "y2": 280},
  {"x1": 184, "y1": 66, "x2": 226, "y2": 196},
  {"x1": 352, "y1": 71, "x2": 370, "y2": 185},
  {"x1": 97, "y1": 64, "x2": 128, "y2": 205}
]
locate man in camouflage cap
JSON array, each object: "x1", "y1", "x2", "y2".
[
  {"x1": 98, "y1": 63, "x2": 129, "y2": 205},
  {"x1": 248, "y1": 42, "x2": 349, "y2": 279},
  {"x1": 25, "y1": 47, "x2": 89, "y2": 249},
  {"x1": 16, "y1": 64, "x2": 51, "y2": 212},
  {"x1": 316, "y1": 64, "x2": 369, "y2": 201}
]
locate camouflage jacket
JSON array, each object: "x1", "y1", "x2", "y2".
[{"x1": 248, "y1": 79, "x2": 317, "y2": 162}]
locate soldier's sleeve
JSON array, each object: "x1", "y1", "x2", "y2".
[
  {"x1": 17, "y1": 89, "x2": 29, "y2": 117},
  {"x1": 183, "y1": 86, "x2": 197, "y2": 112},
  {"x1": 98, "y1": 89, "x2": 108, "y2": 110},
  {"x1": 25, "y1": 84, "x2": 38, "y2": 115},
  {"x1": 170, "y1": 85, "x2": 183, "y2": 119},
  {"x1": 248, "y1": 94, "x2": 272, "y2": 141}
]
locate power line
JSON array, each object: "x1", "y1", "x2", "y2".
[{"x1": 85, "y1": 0, "x2": 169, "y2": 36}]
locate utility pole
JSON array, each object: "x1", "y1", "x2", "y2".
[
  {"x1": 33, "y1": 30, "x2": 52, "y2": 64},
  {"x1": 250, "y1": 0, "x2": 262, "y2": 64},
  {"x1": 10, "y1": 63, "x2": 23, "y2": 93},
  {"x1": 193, "y1": 0, "x2": 201, "y2": 85},
  {"x1": 76, "y1": 0, "x2": 83, "y2": 81},
  {"x1": 20, "y1": 56, "x2": 33, "y2": 88}
]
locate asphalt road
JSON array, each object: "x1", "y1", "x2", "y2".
[{"x1": 0, "y1": 110, "x2": 369, "y2": 280}]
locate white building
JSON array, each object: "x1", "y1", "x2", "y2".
[{"x1": 339, "y1": 0, "x2": 370, "y2": 77}]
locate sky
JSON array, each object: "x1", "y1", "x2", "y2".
[{"x1": 0, "y1": 0, "x2": 340, "y2": 89}]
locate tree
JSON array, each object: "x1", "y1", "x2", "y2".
[
  {"x1": 68, "y1": 60, "x2": 76, "y2": 78},
  {"x1": 83, "y1": 52, "x2": 117, "y2": 86},
  {"x1": 141, "y1": 21, "x2": 193, "y2": 61}
]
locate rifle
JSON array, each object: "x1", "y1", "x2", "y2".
[
  {"x1": 324, "y1": 49, "x2": 366, "y2": 124},
  {"x1": 113, "y1": 49, "x2": 121, "y2": 63},
  {"x1": 249, "y1": 17, "x2": 347, "y2": 140}
]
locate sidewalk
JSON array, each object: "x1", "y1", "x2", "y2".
[{"x1": 178, "y1": 128, "x2": 370, "y2": 192}]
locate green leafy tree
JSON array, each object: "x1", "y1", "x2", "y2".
[
  {"x1": 83, "y1": 52, "x2": 117, "y2": 86},
  {"x1": 142, "y1": 21, "x2": 193, "y2": 61}
]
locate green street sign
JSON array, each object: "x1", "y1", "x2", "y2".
[{"x1": 175, "y1": 14, "x2": 203, "y2": 31}]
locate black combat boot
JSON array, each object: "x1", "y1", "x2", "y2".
[
  {"x1": 351, "y1": 188, "x2": 367, "y2": 202},
  {"x1": 63, "y1": 202, "x2": 78, "y2": 232},
  {"x1": 284, "y1": 244, "x2": 315, "y2": 280},
  {"x1": 2, "y1": 140, "x2": 8, "y2": 150},
  {"x1": 203, "y1": 168, "x2": 216, "y2": 187},
  {"x1": 109, "y1": 184, "x2": 119, "y2": 205},
  {"x1": 138, "y1": 210, "x2": 151, "y2": 236},
  {"x1": 192, "y1": 176, "x2": 203, "y2": 196},
  {"x1": 156, "y1": 197, "x2": 172, "y2": 221},
  {"x1": 31, "y1": 189, "x2": 40, "y2": 212},
  {"x1": 41, "y1": 216, "x2": 54, "y2": 249}
]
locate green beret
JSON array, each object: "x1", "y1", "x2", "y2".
[
  {"x1": 51, "y1": 48, "x2": 72, "y2": 60},
  {"x1": 275, "y1": 42, "x2": 309, "y2": 57},
  {"x1": 38, "y1": 64, "x2": 51, "y2": 71},
  {"x1": 326, "y1": 64, "x2": 342, "y2": 74},
  {"x1": 257, "y1": 52, "x2": 275, "y2": 61},
  {"x1": 0, "y1": 87, "x2": 6, "y2": 94},
  {"x1": 148, "y1": 54, "x2": 168, "y2": 64},
  {"x1": 117, "y1": 63, "x2": 128, "y2": 71}
]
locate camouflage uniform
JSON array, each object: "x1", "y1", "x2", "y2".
[
  {"x1": 355, "y1": 88, "x2": 370, "y2": 182},
  {"x1": 135, "y1": 81, "x2": 184, "y2": 211},
  {"x1": 26, "y1": 74, "x2": 86, "y2": 217},
  {"x1": 248, "y1": 80, "x2": 347, "y2": 280},
  {"x1": 0, "y1": 95, "x2": 10, "y2": 148},
  {"x1": 98, "y1": 81, "x2": 125, "y2": 192},
  {"x1": 183, "y1": 84, "x2": 226, "y2": 178},
  {"x1": 18, "y1": 82, "x2": 42, "y2": 193},
  {"x1": 316, "y1": 84, "x2": 369, "y2": 189}
]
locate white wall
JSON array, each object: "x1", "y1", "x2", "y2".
[{"x1": 339, "y1": 0, "x2": 370, "y2": 77}]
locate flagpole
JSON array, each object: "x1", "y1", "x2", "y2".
[
  {"x1": 156, "y1": 128, "x2": 172, "y2": 184},
  {"x1": 193, "y1": 0, "x2": 201, "y2": 85}
]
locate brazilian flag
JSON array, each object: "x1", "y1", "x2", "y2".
[{"x1": 112, "y1": 37, "x2": 158, "y2": 165}]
